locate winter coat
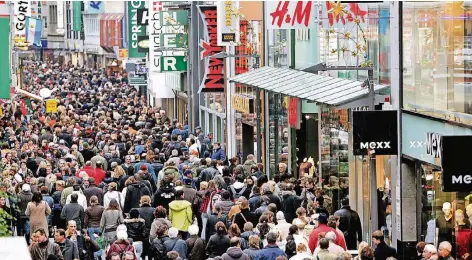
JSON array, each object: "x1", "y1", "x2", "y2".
[
  {"x1": 374, "y1": 241, "x2": 397, "y2": 260},
  {"x1": 222, "y1": 247, "x2": 251, "y2": 260},
  {"x1": 150, "y1": 235, "x2": 170, "y2": 259},
  {"x1": 206, "y1": 234, "x2": 230, "y2": 258},
  {"x1": 106, "y1": 240, "x2": 137, "y2": 260},
  {"x1": 169, "y1": 199, "x2": 193, "y2": 232},
  {"x1": 124, "y1": 218, "x2": 146, "y2": 242},
  {"x1": 29, "y1": 241, "x2": 64, "y2": 260},
  {"x1": 211, "y1": 148, "x2": 227, "y2": 162},
  {"x1": 229, "y1": 182, "x2": 251, "y2": 201},
  {"x1": 61, "y1": 202, "x2": 85, "y2": 229},
  {"x1": 152, "y1": 185, "x2": 176, "y2": 210},
  {"x1": 233, "y1": 208, "x2": 258, "y2": 232},
  {"x1": 242, "y1": 159, "x2": 256, "y2": 177},
  {"x1": 255, "y1": 244, "x2": 286, "y2": 260},
  {"x1": 199, "y1": 167, "x2": 219, "y2": 183},
  {"x1": 83, "y1": 185, "x2": 104, "y2": 206},
  {"x1": 186, "y1": 235, "x2": 206, "y2": 260},
  {"x1": 164, "y1": 238, "x2": 188, "y2": 260},
  {"x1": 333, "y1": 206, "x2": 362, "y2": 250},
  {"x1": 149, "y1": 218, "x2": 173, "y2": 242},
  {"x1": 243, "y1": 247, "x2": 261, "y2": 260},
  {"x1": 281, "y1": 191, "x2": 301, "y2": 224},
  {"x1": 183, "y1": 186, "x2": 197, "y2": 205},
  {"x1": 137, "y1": 205, "x2": 155, "y2": 236},
  {"x1": 100, "y1": 209, "x2": 124, "y2": 233},
  {"x1": 103, "y1": 190, "x2": 124, "y2": 209},
  {"x1": 206, "y1": 212, "x2": 229, "y2": 241},
  {"x1": 214, "y1": 199, "x2": 235, "y2": 216},
  {"x1": 84, "y1": 205, "x2": 104, "y2": 228},
  {"x1": 59, "y1": 238, "x2": 79, "y2": 260},
  {"x1": 26, "y1": 201, "x2": 51, "y2": 237},
  {"x1": 162, "y1": 165, "x2": 180, "y2": 181},
  {"x1": 263, "y1": 191, "x2": 281, "y2": 212},
  {"x1": 17, "y1": 191, "x2": 33, "y2": 218},
  {"x1": 124, "y1": 182, "x2": 151, "y2": 213}
]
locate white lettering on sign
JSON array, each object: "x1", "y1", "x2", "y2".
[
  {"x1": 150, "y1": 2, "x2": 162, "y2": 72},
  {"x1": 425, "y1": 133, "x2": 442, "y2": 159},
  {"x1": 163, "y1": 34, "x2": 176, "y2": 48},
  {"x1": 409, "y1": 141, "x2": 427, "y2": 148},
  {"x1": 452, "y1": 175, "x2": 472, "y2": 184},
  {"x1": 360, "y1": 142, "x2": 391, "y2": 149},
  {"x1": 163, "y1": 57, "x2": 177, "y2": 71}
]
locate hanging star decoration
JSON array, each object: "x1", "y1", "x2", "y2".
[{"x1": 327, "y1": 1, "x2": 347, "y2": 24}]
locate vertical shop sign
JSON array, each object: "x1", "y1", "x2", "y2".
[
  {"x1": 217, "y1": 0, "x2": 240, "y2": 46},
  {"x1": 14, "y1": 1, "x2": 31, "y2": 36},
  {"x1": 198, "y1": 5, "x2": 224, "y2": 93},
  {"x1": 137, "y1": 8, "x2": 149, "y2": 25},
  {"x1": 128, "y1": 1, "x2": 147, "y2": 58},
  {"x1": 0, "y1": 16, "x2": 10, "y2": 99},
  {"x1": 56, "y1": 1, "x2": 64, "y2": 34},
  {"x1": 149, "y1": 1, "x2": 163, "y2": 72},
  {"x1": 160, "y1": 10, "x2": 188, "y2": 26},
  {"x1": 265, "y1": 1, "x2": 315, "y2": 29},
  {"x1": 288, "y1": 97, "x2": 300, "y2": 129},
  {"x1": 441, "y1": 135, "x2": 472, "y2": 192},
  {"x1": 72, "y1": 1, "x2": 82, "y2": 31}
]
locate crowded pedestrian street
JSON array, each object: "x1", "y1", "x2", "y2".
[{"x1": 0, "y1": 1, "x2": 471, "y2": 260}]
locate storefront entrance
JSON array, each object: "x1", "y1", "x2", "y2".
[{"x1": 242, "y1": 123, "x2": 255, "y2": 161}]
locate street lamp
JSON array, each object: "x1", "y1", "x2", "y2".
[{"x1": 208, "y1": 51, "x2": 263, "y2": 163}]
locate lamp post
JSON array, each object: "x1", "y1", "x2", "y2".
[{"x1": 208, "y1": 51, "x2": 262, "y2": 163}]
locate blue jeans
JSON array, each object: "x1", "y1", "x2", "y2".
[
  {"x1": 88, "y1": 228, "x2": 103, "y2": 259},
  {"x1": 18, "y1": 218, "x2": 30, "y2": 243},
  {"x1": 133, "y1": 241, "x2": 143, "y2": 259}
]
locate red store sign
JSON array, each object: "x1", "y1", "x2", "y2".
[{"x1": 288, "y1": 97, "x2": 300, "y2": 129}]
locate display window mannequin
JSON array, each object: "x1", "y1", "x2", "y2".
[{"x1": 435, "y1": 202, "x2": 454, "y2": 247}]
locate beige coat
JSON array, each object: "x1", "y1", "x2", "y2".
[{"x1": 26, "y1": 201, "x2": 51, "y2": 237}]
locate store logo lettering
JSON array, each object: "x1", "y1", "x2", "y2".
[
  {"x1": 360, "y1": 142, "x2": 391, "y2": 149},
  {"x1": 452, "y1": 175, "x2": 472, "y2": 184},
  {"x1": 409, "y1": 141, "x2": 426, "y2": 148}
]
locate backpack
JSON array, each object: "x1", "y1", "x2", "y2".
[
  {"x1": 230, "y1": 185, "x2": 247, "y2": 201},
  {"x1": 150, "y1": 239, "x2": 168, "y2": 260},
  {"x1": 112, "y1": 243, "x2": 135, "y2": 260}
]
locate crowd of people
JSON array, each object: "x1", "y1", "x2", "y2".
[{"x1": 0, "y1": 61, "x2": 459, "y2": 260}]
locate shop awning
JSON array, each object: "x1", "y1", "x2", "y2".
[
  {"x1": 17, "y1": 88, "x2": 43, "y2": 101},
  {"x1": 229, "y1": 66, "x2": 389, "y2": 107}
]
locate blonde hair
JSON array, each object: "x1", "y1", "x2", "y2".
[
  {"x1": 358, "y1": 241, "x2": 369, "y2": 254},
  {"x1": 296, "y1": 243, "x2": 307, "y2": 253},
  {"x1": 200, "y1": 181, "x2": 208, "y2": 190},
  {"x1": 140, "y1": 195, "x2": 151, "y2": 206},
  {"x1": 38, "y1": 161, "x2": 47, "y2": 169},
  {"x1": 113, "y1": 166, "x2": 125, "y2": 179}
]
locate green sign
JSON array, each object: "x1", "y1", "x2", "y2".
[
  {"x1": 161, "y1": 10, "x2": 188, "y2": 26},
  {"x1": 160, "y1": 56, "x2": 187, "y2": 72},
  {"x1": 128, "y1": 1, "x2": 147, "y2": 58},
  {"x1": 160, "y1": 33, "x2": 187, "y2": 48},
  {"x1": 0, "y1": 17, "x2": 10, "y2": 99},
  {"x1": 72, "y1": 1, "x2": 82, "y2": 31}
]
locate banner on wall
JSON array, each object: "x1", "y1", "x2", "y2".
[
  {"x1": 352, "y1": 111, "x2": 398, "y2": 155},
  {"x1": 56, "y1": 1, "x2": 64, "y2": 34},
  {"x1": 265, "y1": 1, "x2": 315, "y2": 29},
  {"x1": 14, "y1": 1, "x2": 31, "y2": 36},
  {"x1": 128, "y1": 1, "x2": 147, "y2": 58},
  {"x1": 216, "y1": 1, "x2": 239, "y2": 45},
  {"x1": 25, "y1": 17, "x2": 42, "y2": 46},
  {"x1": 198, "y1": 5, "x2": 224, "y2": 93},
  {"x1": 0, "y1": 16, "x2": 10, "y2": 99},
  {"x1": 441, "y1": 135, "x2": 472, "y2": 192},
  {"x1": 72, "y1": 1, "x2": 82, "y2": 31}
]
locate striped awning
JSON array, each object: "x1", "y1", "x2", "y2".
[{"x1": 229, "y1": 66, "x2": 389, "y2": 107}]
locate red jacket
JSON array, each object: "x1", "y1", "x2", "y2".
[
  {"x1": 94, "y1": 168, "x2": 105, "y2": 185},
  {"x1": 78, "y1": 165, "x2": 95, "y2": 179},
  {"x1": 308, "y1": 224, "x2": 346, "y2": 252}
]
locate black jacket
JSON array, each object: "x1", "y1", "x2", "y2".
[
  {"x1": 205, "y1": 213, "x2": 229, "y2": 242},
  {"x1": 152, "y1": 186, "x2": 176, "y2": 210},
  {"x1": 374, "y1": 241, "x2": 397, "y2": 260},
  {"x1": 124, "y1": 218, "x2": 146, "y2": 242},
  {"x1": 206, "y1": 234, "x2": 230, "y2": 258},
  {"x1": 137, "y1": 205, "x2": 155, "y2": 236},
  {"x1": 83, "y1": 185, "x2": 103, "y2": 206},
  {"x1": 124, "y1": 182, "x2": 151, "y2": 213},
  {"x1": 264, "y1": 192, "x2": 281, "y2": 211},
  {"x1": 186, "y1": 235, "x2": 206, "y2": 260},
  {"x1": 334, "y1": 206, "x2": 363, "y2": 250},
  {"x1": 26, "y1": 158, "x2": 39, "y2": 176},
  {"x1": 233, "y1": 209, "x2": 258, "y2": 232},
  {"x1": 67, "y1": 234, "x2": 100, "y2": 260},
  {"x1": 281, "y1": 192, "x2": 301, "y2": 224}
]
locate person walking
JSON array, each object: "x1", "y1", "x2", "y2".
[
  {"x1": 254, "y1": 232, "x2": 286, "y2": 260},
  {"x1": 334, "y1": 198, "x2": 363, "y2": 250},
  {"x1": 26, "y1": 191, "x2": 51, "y2": 238},
  {"x1": 222, "y1": 237, "x2": 251, "y2": 260},
  {"x1": 168, "y1": 190, "x2": 193, "y2": 239},
  {"x1": 100, "y1": 199, "x2": 124, "y2": 247},
  {"x1": 29, "y1": 228, "x2": 63, "y2": 260},
  {"x1": 206, "y1": 221, "x2": 230, "y2": 258},
  {"x1": 372, "y1": 230, "x2": 397, "y2": 260},
  {"x1": 61, "y1": 193, "x2": 85, "y2": 230},
  {"x1": 185, "y1": 224, "x2": 206, "y2": 260}
]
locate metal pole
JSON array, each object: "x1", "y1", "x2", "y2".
[
  {"x1": 368, "y1": 69, "x2": 379, "y2": 235},
  {"x1": 255, "y1": 56, "x2": 262, "y2": 163}
]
